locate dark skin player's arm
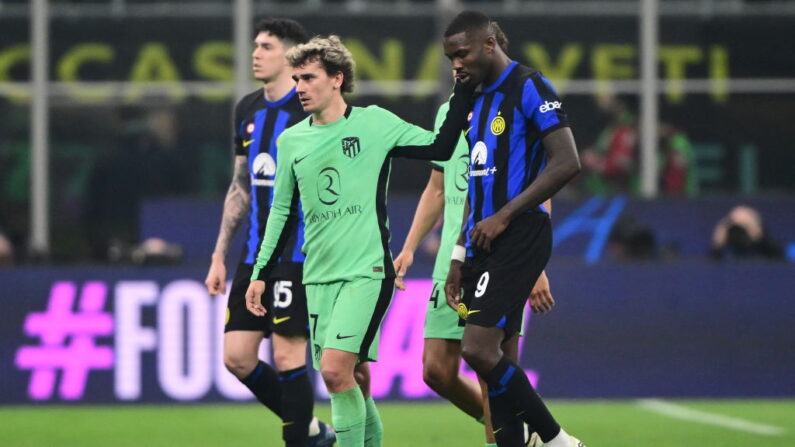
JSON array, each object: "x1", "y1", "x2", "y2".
[
  {"x1": 469, "y1": 127, "x2": 580, "y2": 252},
  {"x1": 445, "y1": 200, "x2": 470, "y2": 310}
]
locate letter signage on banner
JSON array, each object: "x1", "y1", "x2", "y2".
[
  {"x1": 9, "y1": 275, "x2": 540, "y2": 404},
  {"x1": 5, "y1": 245, "x2": 795, "y2": 404}
]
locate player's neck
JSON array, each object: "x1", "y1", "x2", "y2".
[
  {"x1": 484, "y1": 54, "x2": 513, "y2": 87},
  {"x1": 312, "y1": 97, "x2": 348, "y2": 126},
  {"x1": 261, "y1": 76, "x2": 295, "y2": 104}
]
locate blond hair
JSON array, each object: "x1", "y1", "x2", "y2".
[{"x1": 286, "y1": 35, "x2": 356, "y2": 93}]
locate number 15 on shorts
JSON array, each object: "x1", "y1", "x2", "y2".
[{"x1": 273, "y1": 280, "x2": 293, "y2": 308}]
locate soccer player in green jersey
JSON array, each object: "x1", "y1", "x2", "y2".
[
  {"x1": 393, "y1": 98, "x2": 555, "y2": 447},
  {"x1": 244, "y1": 36, "x2": 473, "y2": 447}
]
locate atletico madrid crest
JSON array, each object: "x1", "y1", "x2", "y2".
[{"x1": 341, "y1": 137, "x2": 361, "y2": 158}]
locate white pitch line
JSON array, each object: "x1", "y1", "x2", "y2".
[{"x1": 637, "y1": 399, "x2": 787, "y2": 436}]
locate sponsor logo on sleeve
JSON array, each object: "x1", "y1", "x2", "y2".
[{"x1": 539, "y1": 101, "x2": 562, "y2": 113}]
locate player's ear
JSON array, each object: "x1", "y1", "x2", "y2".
[
  {"x1": 483, "y1": 34, "x2": 497, "y2": 54},
  {"x1": 333, "y1": 71, "x2": 344, "y2": 90}
]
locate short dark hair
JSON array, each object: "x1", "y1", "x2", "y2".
[
  {"x1": 445, "y1": 11, "x2": 508, "y2": 52},
  {"x1": 254, "y1": 18, "x2": 309, "y2": 47},
  {"x1": 444, "y1": 10, "x2": 491, "y2": 38}
]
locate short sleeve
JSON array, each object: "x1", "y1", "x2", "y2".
[
  {"x1": 232, "y1": 101, "x2": 247, "y2": 156},
  {"x1": 520, "y1": 73, "x2": 569, "y2": 137}
]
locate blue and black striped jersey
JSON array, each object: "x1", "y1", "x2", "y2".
[
  {"x1": 464, "y1": 61, "x2": 568, "y2": 253},
  {"x1": 233, "y1": 87, "x2": 307, "y2": 266}
]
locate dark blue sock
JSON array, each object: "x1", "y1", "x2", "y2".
[
  {"x1": 278, "y1": 365, "x2": 314, "y2": 447},
  {"x1": 484, "y1": 356, "x2": 560, "y2": 443},
  {"x1": 240, "y1": 361, "x2": 283, "y2": 418}
]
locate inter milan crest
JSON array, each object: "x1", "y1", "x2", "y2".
[
  {"x1": 341, "y1": 137, "x2": 361, "y2": 159},
  {"x1": 491, "y1": 112, "x2": 506, "y2": 136}
]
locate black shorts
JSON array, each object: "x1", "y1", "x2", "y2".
[
  {"x1": 459, "y1": 212, "x2": 551, "y2": 336},
  {"x1": 224, "y1": 262, "x2": 309, "y2": 337}
]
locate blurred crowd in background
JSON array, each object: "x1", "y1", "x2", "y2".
[{"x1": 2, "y1": 95, "x2": 785, "y2": 266}]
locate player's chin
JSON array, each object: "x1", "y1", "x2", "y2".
[
  {"x1": 455, "y1": 73, "x2": 475, "y2": 86},
  {"x1": 300, "y1": 101, "x2": 315, "y2": 113}
]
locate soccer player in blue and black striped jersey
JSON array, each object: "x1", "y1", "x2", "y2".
[
  {"x1": 204, "y1": 18, "x2": 334, "y2": 447},
  {"x1": 441, "y1": 11, "x2": 585, "y2": 447}
]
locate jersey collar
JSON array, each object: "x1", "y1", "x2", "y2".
[
  {"x1": 264, "y1": 87, "x2": 297, "y2": 108},
  {"x1": 483, "y1": 61, "x2": 518, "y2": 94},
  {"x1": 309, "y1": 104, "x2": 353, "y2": 126}
]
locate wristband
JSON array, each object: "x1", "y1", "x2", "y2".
[{"x1": 451, "y1": 245, "x2": 466, "y2": 262}]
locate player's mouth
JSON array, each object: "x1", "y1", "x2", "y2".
[{"x1": 455, "y1": 72, "x2": 471, "y2": 84}]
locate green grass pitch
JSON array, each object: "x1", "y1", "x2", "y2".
[{"x1": 1, "y1": 400, "x2": 793, "y2": 446}]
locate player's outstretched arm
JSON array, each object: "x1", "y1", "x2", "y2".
[
  {"x1": 394, "y1": 169, "x2": 445, "y2": 290},
  {"x1": 470, "y1": 128, "x2": 580, "y2": 251},
  {"x1": 391, "y1": 82, "x2": 475, "y2": 161},
  {"x1": 206, "y1": 155, "x2": 251, "y2": 295}
]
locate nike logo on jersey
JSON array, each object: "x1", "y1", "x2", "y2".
[
  {"x1": 243, "y1": 139, "x2": 255, "y2": 147},
  {"x1": 273, "y1": 316, "x2": 291, "y2": 324},
  {"x1": 336, "y1": 333, "x2": 356, "y2": 340},
  {"x1": 295, "y1": 154, "x2": 310, "y2": 165},
  {"x1": 464, "y1": 126, "x2": 473, "y2": 136}
]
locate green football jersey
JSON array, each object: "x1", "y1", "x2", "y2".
[
  {"x1": 430, "y1": 103, "x2": 470, "y2": 282},
  {"x1": 251, "y1": 105, "x2": 436, "y2": 285}
]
